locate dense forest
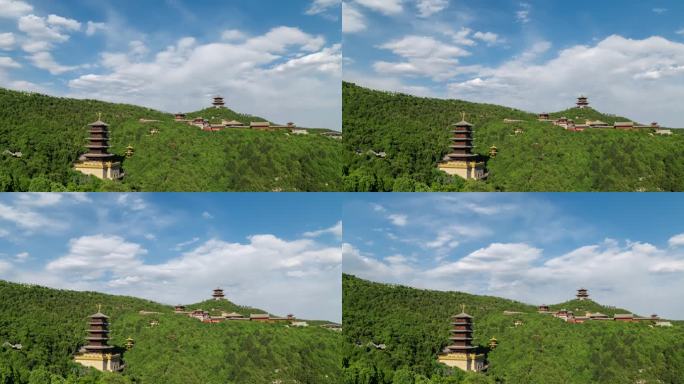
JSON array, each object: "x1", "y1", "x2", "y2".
[
  {"x1": 342, "y1": 82, "x2": 684, "y2": 192},
  {"x1": 0, "y1": 280, "x2": 342, "y2": 384},
  {"x1": 0, "y1": 88, "x2": 343, "y2": 192},
  {"x1": 342, "y1": 274, "x2": 684, "y2": 384}
]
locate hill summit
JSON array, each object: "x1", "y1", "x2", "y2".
[
  {"x1": 342, "y1": 274, "x2": 684, "y2": 384},
  {"x1": 343, "y1": 82, "x2": 684, "y2": 192},
  {"x1": 0, "y1": 88, "x2": 343, "y2": 192}
]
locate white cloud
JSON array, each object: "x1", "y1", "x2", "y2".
[
  {"x1": 0, "y1": 0, "x2": 33, "y2": 19},
  {"x1": 128, "y1": 40, "x2": 148, "y2": 57},
  {"x1": 67, "y1": 26, "x2": 341, "y2": 129},
  {"x1": 0, "y1": 56, "x2": 21, "y2": 68},
  {"x1": 144, "y1": 233, "x2": 156, "y2": 240},
  {"x1": 426, "y1": 243, "x2": 542, "y2": 276},
  {"x1": 416, "y1": 0, "x2": 449, "y2": 17},
  {"x1": 201, "y1": 211, "x2": 213, "y2": 219},
  {"x1": 0, "y1": 228, "x2": 9, "y2": 237},
  {"x1": 516, "y1": 2, "x2": 531, "y2": 24},
  {"x1": 677, "y1": 28, "x2": 684, "y2": 35},
  {"x1": 46, "y1": 14, "x2": 81, "y2": 31},
  {"x1": 14, "y1": 252, "x2": 29, "y2": 262},
  {"x1": 0, "y1": 33, "x2": 16, "y2": 50},
  {"x1": 18, "y1": 14, "x2": 71, "y2": 45},
  {"x1": 447, "y1": 35, "x2": 684, "y2": 127},
  {"x1": 388, "y1": 213, "x2": 408, "y2": 226},
  {"x1": 343, "y1": 243, "x2": 416, "y2": 282},
  {"x1": 354, "y1": 0, "x2": 403, "y2": 15},
  {"x1": 85, "y1": 21, "x2": 107, "y2": 36},
  {"x1": 342, "y1": 2, "x2": 367, "y2": 33},
  {"x1": 473, "y1": 31, "x2": 500, "y2": 45},
  {"x1": 669, "y1": 233, "x2": 684, "y2": 247},
  {"x1": 174, "y1": 237, "x2": 200, "y2": 251},
  {"x1": 0, "y1": 202, "x2": 56, "y2": 230},
  {"x1": 446, "y1": 27, "x2": 475, "y2": 46},
  {"x1": 27, "y1": 51, "x2": 81, "y2": 75},
  {"x1": 303, "y1": 221, "x2": 342, "y2": 239},
  {"x1": 221, "y1": 29, "x2": 246, "y2": 41},
  {"x1": 652, "y1": 8, "x2": 667, "y2": 14},
  {"x1": 116, "y1": 194, "x2": 147, "y2": 211},
  {"x1": 15, "y1": 193, "x2": 63, "y2": 207},
  {"x1": 47, "y1": 235, "x2": 147, "y2": 279},
  {"x1": 306, "y1": 0, "x2": 340, "y2": 15},
  {"x1": 0, "y1": 260, "x2": 11, "y2": 274},
  {"x1": 375, "y1": 35, "x2": 470, "y2": 81}
]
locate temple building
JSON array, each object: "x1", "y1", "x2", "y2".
[
  {"x1": 437, "y1": 114, "x2": 487, "y2": 180},
  {"x1": 212, "y1": 96, "x2": 225, "y2": 108},
  {"x1": 576, "y1": 96, "x2": 589, "y2": 109},
  {"x1": 437, "y1": 307, "x2": 486, "y2": 372},
  {"x1": 174, "y1": 305, "x2": 186, "y2": 313},
  {"x1": 538, "y1": 113, "x2": 550, "y2": 121},
  {"x1": 73, "y1": 308, "x2": 123, "y2": 372},
  {"x1": 212, "y1": 288, "x2": 225, "y2": 300},
  {"x1": 538, "y1": 305, "x2": 550, "y2": 313},
  {"x1": 174, "y1": 113, "x2": 187, "y2": 121},
  {"x1": 576, "y1": 288, "x2": 589, "y2": 301},
  {"x1": 73, "y1": 117, "x2": 123, "y2": 180}
]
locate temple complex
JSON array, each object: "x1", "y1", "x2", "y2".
[
  {"x1": 73, "y1": 116, "x2": 123, "y2": 180},
  {"x1": 212, "y1": 288, "x2": 225, "y2": 300},
  {"x1": 437, "y1": 113, "x2": 487, "y2": 180},
  {"x1": 73, "y1": 307, "x2": 123, "y2": 372},
  {"x1": 576, "y1": 288, "x2": 589, "y2": 301},
  {"x1": 212, "y1": 96, "x2": 225, "y2": 108},
  {"x1": 576, "y1": 96, "x2": 589, "y2": 109},
  {"x1": 437, "y1": 306, "x2": 486, "y2": 372}
]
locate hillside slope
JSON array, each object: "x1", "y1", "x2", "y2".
[
  {"x1": 342, "y1": 82, "x2": 684, "y2": 192},
  {"x1": 342, "y1": 274, "x2": 684, "y2": 384},
  {"x1": 0, "y1": 280, "x2": 342, "y2": 384},
  {"x1": 0, "y1": 88, "x2": 343, "y2": 192}
]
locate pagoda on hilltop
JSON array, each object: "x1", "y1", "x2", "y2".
[
  {"x1": 212, "y1": 96, "x2": 225, "y2": 108},
  {"x1": 212, "y1": 288, "x2": 225, "y2": 300},
  {"x1": 73, "y1": 115, "x2": 123, "y2": 180},
  {"x1": 576, "y1": 288, "x2": 589, "y2": 300},
  {"x1": 437, "y1": 113, "x2": 486, "y2": 180},
  {"x1": 576, "y1": 95, "x2": 589, "y2": 109},
  {"x1": 438, "y1": 306, "x2": 486, "y2": 372},
  {"x1": 73, "y1": 307, "x2": 123, "y2": 372}
]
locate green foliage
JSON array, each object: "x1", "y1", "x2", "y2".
[
  {"x1": 342, "y1": 82, "x2": 684, "y2": 191},
  {"x1": 0, "y1": 88, "x2": 343, "y2": 191},
  {"x1": 342, "y1": 274, "x2": 684, "y2": 384},
  {"x1": 0, "y1": 280, "x2": 342, "y2": 383}
]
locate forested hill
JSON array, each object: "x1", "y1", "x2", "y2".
[
  {"x1": 342, "y1": 274, "x2": 684, "y2": 384},
  {"x1": 0, "y1": 88, "x2": 343, "y2": 192},
  {"x1": 0, "y1": 280, "x2": 342, "y2": 384},
  {"x1": 342, "y1": 82, "x2": 684, "y2": 192}
]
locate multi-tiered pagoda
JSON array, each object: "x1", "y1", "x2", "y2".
[
  {"x1": 437, "y1": 307, "x2": 485, "y2": 372},
  {"x1": 212, "y1": 96, "x2": 225, "y2": 108},
  {"x1": 73, "y1": 116, "x2": 123, "y2": 180},
  {"x1": 576, "y1": 288, "x2": 589, "y2": 300},
  {"x1": 212, "y1": 288, "x2": 225, "y2": 300},
  {"x1": 74, "y1": 308, "x2": 123, "y2": 372},
  {"x1": 576, "y1": 96, "x2": 589, "y2": 109},
  {"x1": 437, "y1": 114, "x2": 486, "y2": 180}
]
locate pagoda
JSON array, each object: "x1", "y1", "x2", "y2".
[
  {"x1": 73, "y1": 115, "x2": 123, "y2": 180},
  {"x1": 488, "y1": 337, "x2": 498, "y2": 350},
  {"x1": 73, "y1": 307, "x2": 123, "y2": 372},
  {"x1": 437, "y1": 306, "x2": 485, "y2": 372},
  {"x1": 125, "y1": 145, "x2": 134, "y2": 158},
  {"x1": 576, "y1": 288, "x2": 589, "y2": 300},
  {"x1": 576, "y1": 95, "x2": 589, "y2": 109},
  {"x1": 212, "y1": 288, "x2": 225, "y2": 300},
  {"x1": 489, "y1": 145, "x2": 498, "y2": 158},
  {"x1": 212, "y1": 96, "x2": 225, "y2": 108},
  {"x1": 437, "y1": 113, "x2": 486, "y2": 180},
  {"x1": 125, "y1": 337, "x2": 134, "y2": 351}
]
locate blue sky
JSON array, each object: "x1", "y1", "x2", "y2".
[
  {"x1": 0, "y1": 193, "x2": 342, "y2": 322},
  {"x1": 343, "y1": 193, "x2": 684, "y2": 319},
  {"x1": 343, "y1": 0, "x2": 684, "y2": 127},
  {"x1": 0, "y1": 0, "x2": 341, "y2": 129}
]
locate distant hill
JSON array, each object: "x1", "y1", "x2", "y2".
[
  {"x1": 342, "y1": 82, "x2": 684, "y2": 192},
  {"x1": 342, "y1": 274, "x2": 684, "y2": 384},
  {"x1": 0, "y1": 280, "x2": 342, "y2": 384},
  {"x1": 0, "y1": 88, "x2": 343, "y2": 192}
]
